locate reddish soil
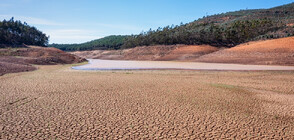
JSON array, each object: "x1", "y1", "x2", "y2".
[
  {"x1": 72, "y1": 37, "x2": 294, "y2": 66},
  {"x1": 196, "y1": 37, "x2": 294, "y2": 65},
  {"x1": 0, "y1": 46, "x2": 86, "y2": 75},
  {"x1": 72, "y1": 45, "x2": 219, "y2": 61}
]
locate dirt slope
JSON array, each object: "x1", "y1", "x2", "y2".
[
  {"x1": 72, "y1": 45, "x2": 219, "y2": 61},
  {"x1": 73, "y1": 37, "x2": 294, "y2": 66},
  {"x1": 1, "y1": 46, "x2": 86, "y2": 65},
  {"x1": 0, "y1": 57, "x2": 36, "y2": 76},
  {"x1": 125, "y1": 45, "x2": 218, "y2": 61},
  {"x1": 196, "y1": 37, "x2": 294, "y2": 65},
  {"x1": 0, "y1": 46, "x2": 86, "y2": 75}
]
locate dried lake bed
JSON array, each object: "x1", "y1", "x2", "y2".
[
  {"x1": 73, "y1": 59, "x2": 294, "y2": 71},
  {"x1": 1, "y1": 64, "x2": 294, "y2": 139}
]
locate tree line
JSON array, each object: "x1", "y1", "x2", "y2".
[
  {"x1": 122, "y1": 18, "x2": 289, "y2": 49},
  {"x1": 0, "y1": 17, "x2": 49, "y2": 47},
  {"x1": 50, "y1": 35, "x2": 128, "y2": 51},
  {"x1": 51, "y1": 2, "x2": 294, "y2": 51}
]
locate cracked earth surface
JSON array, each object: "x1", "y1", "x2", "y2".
[{"x1": 0, "y1": 65, "x2": 293, "y2": 139}]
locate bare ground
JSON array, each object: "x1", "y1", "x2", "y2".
[
  {"x1": 74, "y1": 59, "x2": 294, "y2": 71},
  {"x1": 72, "y1": 37, "x2": 294, "y2": 65},
  {"x1": 0, "y1": 46, "x2": 86, "y2": 76},
  {"x1": 0, "y1": 58, "x2": 36, "y2": 76},
  {"x1": 196, "y1": 37, "x2": 294, "y2": 65},
  {"x1": 71, "y1": 44, "x2": 219, "y2": 61},
  {"x1": 0, "y1": 65, "x2": 293, "y2": 139}
]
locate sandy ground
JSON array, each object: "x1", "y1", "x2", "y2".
[
  {"x1": 73, "y1": 59, "x2": 294, "y2": 71},
  {"x1": 0, "y1": 65, "x2": 294, "y2": 139}
]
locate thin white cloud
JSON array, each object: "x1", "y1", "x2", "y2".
[
  {"x1": 0, "y1": 15, "x2": 63, "y2": 26},
  {"x1": 49, "y1": 35, "x2": 103, "y2": 44},
  {"x1": 48, "y1": 29, "x2": 92, "y2": 34},
  {"x1": 95, "y1": 23, "x2": 142, "y2": 31},
  {"x1": 44, "y1": 29, "x2": 99, "y2": 36},
  {"x1": 44, "y1": 29, "x2": 103, "y2": 44},
  {"x1": 52, "y1": 35, "x2": 102, "y2": 40}
]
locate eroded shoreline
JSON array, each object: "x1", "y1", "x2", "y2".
[{"x1": 72, "y1": 59, "x2": 294, "y2": 71}]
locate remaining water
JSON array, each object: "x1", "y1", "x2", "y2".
[{"x1": 72, "y1": 59, "x2": 294, "y2": 71}]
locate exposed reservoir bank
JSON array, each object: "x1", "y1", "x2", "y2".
[{"x1": 72, "y1": 59, "x2": 294, "y2": 71}]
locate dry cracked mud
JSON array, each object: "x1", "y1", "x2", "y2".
[{"x1": 0, "y1": 65, "x2": 294, "y2": 139}]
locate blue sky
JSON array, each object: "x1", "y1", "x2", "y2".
[{"x1": 0, "y1": 0, "x2": 293, "y2": 44}]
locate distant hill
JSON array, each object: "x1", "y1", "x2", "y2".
[
  {"x1": 52, "y1": 2, "x2": 294, "y2": 51},
  {"x1": 49, "y1": 35, "x2": 128, "y2": 51},
  {"x1": 195, "y1": 2, "x2": 294, "y2": 27},
  {"x1": 122, "y1": 2, "x2": 294, "y2": 48}
]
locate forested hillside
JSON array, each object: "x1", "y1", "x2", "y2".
[
  {"x1": 122, "y1": 2, "x2": 294, "y2": 48},
  {"x1": 51, "y1": 2, "x2": 294, "y2": 51},
  {"x1": 49, "y1": 35, "x2": 128, "y2": 51},
  {"x1": 0, "y1": 18, "x2": 49, "y2": 47}
]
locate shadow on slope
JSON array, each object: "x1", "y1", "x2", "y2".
[{"x1": 0, "y1": 46, "x2": 86, "y2": 76}]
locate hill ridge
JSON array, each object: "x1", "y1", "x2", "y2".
[{"x1": 52, "y1": 2, "x2": 294, "y2": 51}]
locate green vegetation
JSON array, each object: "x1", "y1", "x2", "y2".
[
  {"x1": 49, "y1": 35, "x2": 128, "y2": 51},
  {"x1": 51, "y1": 2, "x2": 294, "y2": 51},
  {"x1": 0, "y1": 17, "x2": 49, "y2": 47},
  {"x1": 122, "y1": 18, "x2": 284, "y2": 48},
  {"x1": 122, "y1": 2, "x2": 294, "y2": 48}
]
